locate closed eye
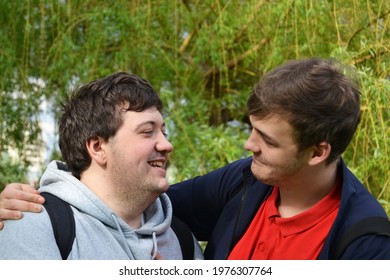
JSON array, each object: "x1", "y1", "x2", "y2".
[
  {"x1": 255, "y1": 128, "x2": 279, "y2": 147},
  {"x1": 142, "y1": 130, "x2": 154, "y2": 136}
]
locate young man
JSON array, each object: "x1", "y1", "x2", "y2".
[
  {"x1": 1, "y1": 58, "x2": 389, "y2": 259},
  {"x1": 0, "y1": 72, "x2": 203, "y2": 260},
  {"x1": 167, "y1": 58, "x2": 389, "y2": 259}
]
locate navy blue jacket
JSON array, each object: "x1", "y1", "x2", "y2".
[{"x1": 167, "y1": 157, "x2": 390, "y2": 259}]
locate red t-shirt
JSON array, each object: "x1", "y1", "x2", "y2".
[{"x1": 228, "y1": 178, "x2": 341, "y2": 260}]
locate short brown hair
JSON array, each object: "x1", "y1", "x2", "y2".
[
  {"x1": 59, "y1": 72, "x2": 163, "y2": 178},
  {"x1": 247, "y1": 58, "x2": 361, "y2": 164}
]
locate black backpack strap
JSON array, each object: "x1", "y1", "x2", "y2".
[
  {"x1": 41, "y1": 192, "x2": 76, "y2": 260},
  {"x1": 333, "y1": 216, "x2": 390, "y2": 259},
  {"x1": 171, "y1": 215, "x2": 195, "y2": 260}
]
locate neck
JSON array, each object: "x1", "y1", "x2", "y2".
[
  {"x1": 277, "y1": 160, "x2": 339, "y2": 218},
  {"x1": 80, "y1": 169, "x2": 159, "y2": 229}
]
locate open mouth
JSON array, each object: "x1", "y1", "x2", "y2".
[{"x1": 148, "y1": 160, "x2": 165, "y2": 169}]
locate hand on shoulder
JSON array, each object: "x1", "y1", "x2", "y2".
[{"x1": 0, "y1": 183, "x2": 45, "y2": 230}]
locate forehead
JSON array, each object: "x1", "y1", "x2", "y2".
[
  {"x1": 122, "y1": 107, "x2": 165, "y2": 127},
  {"x1": 249, "y1": 113, "x2": 291, "y2": 127},
  {"x1": 249, "y1": 113, "x2": 296, "y2": 142}
]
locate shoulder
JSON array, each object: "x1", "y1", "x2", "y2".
[
  {"x1": 0, "y1": 209, "x2": 61, "y2": 259},
  {"x1": 341, "y1": 234, "x2": 390, "y2": 259},
  {"x1": 2, "y1": 209, "x2": 52, "y2": 233},
  {"x1": 339, "y1": 160, "x2": 388, "y2": 219}
]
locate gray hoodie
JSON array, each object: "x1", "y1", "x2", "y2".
[{"x1": 0, "y1": 161, "x2": 203, "y2": 260}]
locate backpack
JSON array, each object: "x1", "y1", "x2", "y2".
[{"x1": 41, "y1": 192, "x2": 194, "y2": 260}]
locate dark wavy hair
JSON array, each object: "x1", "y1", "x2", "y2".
[
  {"x1": 59, "y1": 72, "x2": 163, "y2": 178},
  {"x1": 247, "y1": 58, "x2": 361, "y2": 164}
]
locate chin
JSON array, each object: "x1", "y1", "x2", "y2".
[
  {"x1": 251, "y1": 165, "x2": 264, "y2": 178},
  {"x1": 157, "y1": 180, "x2": 170, "y2": 192},
  {"x1": 251, "y1": 168, "x2": 274, "y2": 185}
]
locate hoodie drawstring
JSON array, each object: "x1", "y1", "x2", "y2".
[
  {"x1": 151, "y1": 231, "x2": 158, "y2": 259},
  {"x1": 111, "y1": 213, "x2": 159, "y2": 260}
]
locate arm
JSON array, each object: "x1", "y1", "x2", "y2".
[
  {"x1": 167, "y1": 157, "x2": 253, "y2": 241},
  {"x1": 0, "y1": 183, "x2": 45, "y2": 229}
]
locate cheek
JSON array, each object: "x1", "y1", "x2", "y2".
[
  {"x1": 262, "y1": 148, "x2": 282, "y2": 160},
  {"x1": 262, "y1": 149, "x2": 295, "y2": 168},
  {"x1": 132, "y1": 143, "x2": 159, "y2": 162},
  {"x1": 112, "y1": 143, "x2": 147, "y2": 165},
  {"x1": 124, "y1": 139, "x2": 153, "y2": 152}
]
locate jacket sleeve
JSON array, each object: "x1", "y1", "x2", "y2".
[
  {"x1": 340, "y1": 235, "x2": 390, "y2": 259},
  {"x1": 167, "y1": 157, "x2": 253, "y2": 241}
]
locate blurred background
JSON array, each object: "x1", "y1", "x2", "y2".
[{"x1": 0, "y1": 0, "x2": 388, "y2": 214}]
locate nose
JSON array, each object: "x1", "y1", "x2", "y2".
[
  {"x1": 244, "y1": 131, "x2": 259, "y2": 153},
  {"x1": 156, "y1": 132, "x2": 173, "y2": 153}
]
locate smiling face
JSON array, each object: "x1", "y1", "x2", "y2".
[
  {"x1": 103, "y1": 107, "x2": 173, "y2": 199},
  {"x1": 244, "y1": 113, "x2": 311, "y2": 187}
]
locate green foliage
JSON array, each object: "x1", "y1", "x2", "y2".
[
  {"x1": 0, "y1": 0, "x2": 389, "y2": 214},
  {"x1": 167, "y1": 120, "x2": 251, "y2": 182},
  {"x1": 343, "y1": 66, "x2": 390, "y2": 214},
  {"x1": 0, "y1": 154, "x2": 28, "y2": 192}
]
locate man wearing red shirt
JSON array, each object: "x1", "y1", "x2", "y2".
[{"x1": 1, "y1": 58, "x2": 389, "y2": 259}]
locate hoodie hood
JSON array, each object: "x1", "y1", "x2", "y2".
[{"x1": 39, "y1": 160, "x2": 174, "y2": 259}]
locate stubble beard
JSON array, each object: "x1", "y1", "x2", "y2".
[{"x1": 252, "y1": 152, "x2": 308, "y2": 187}]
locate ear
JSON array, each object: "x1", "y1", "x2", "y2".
[
  {"x1": 85, "y1": 137, "x2": 107, "y2": 166},
  {"x1": 308, "y1": 141, "x2": 331, "y2": 166}
]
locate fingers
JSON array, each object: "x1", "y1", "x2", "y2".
[
  {"x1": 151, "y1": 247, "x2": 164, "y2": 260},
  {"x1": 0, "y1": 198, "x2": 43, "y2": 213},
  {"x1": 0, "y1": 208, "x2": 23, "y2": 220},
  {"x1": 1, "y1": 183, "x2": 45, "y2": 205},
  {"x1": 0, "y1": 183, "x2": 45, "y2": 221},
  {"x1": 153, "y1": 252, "x2": 164, "y2": 260}
]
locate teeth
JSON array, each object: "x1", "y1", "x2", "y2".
[{"x1": 149, "y1": 161, "x2": 164, "y2": 168}]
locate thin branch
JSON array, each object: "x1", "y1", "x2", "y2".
[
  {"x1": 347, "y1": 9, "x2": 390, "y2": 48},
  {"x1": 351, "y1": 49, "x2": 388, "y2": 65},
  {"x1": 233, "y1": 0, "x2": 267, "y2": 43},
  {"x1": 204, "y1": 37, "x2": 270, "y2": 78}
]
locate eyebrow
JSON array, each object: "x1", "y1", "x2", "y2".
[{"x1": 135, "y1": 121, "x2": 166, "y2": 130}]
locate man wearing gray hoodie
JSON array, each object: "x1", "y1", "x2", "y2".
[{"x1": 0, "y1": 72, "x2": 203, "y2": 260}]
